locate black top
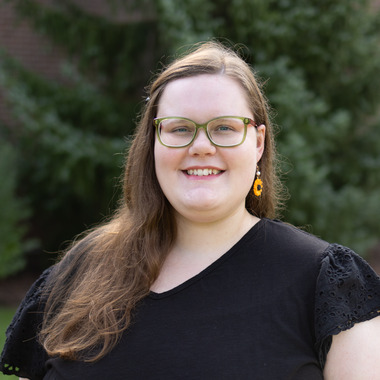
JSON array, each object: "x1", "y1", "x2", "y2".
[{"x1": 1, "y1": 219, "x2": 380, "y2": 379}]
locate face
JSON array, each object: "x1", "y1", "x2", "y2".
[{"x1": 154, "y1": 74, "x2": 265, "y2": 224}]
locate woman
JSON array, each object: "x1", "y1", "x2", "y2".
[{"x1": 1, "y1": 41, "x2": 380, "y2": 379}]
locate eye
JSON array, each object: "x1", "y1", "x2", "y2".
[
  {"x1": 161, "y1": 119, "x2": 194, "y2": 134},
  {"x1": 211, "y1": 122, "x2": 240, "y2": 134},
  {"x1": 215, "y1": 124, "x2": 235, "y2": 132},
  {"x1": 209, "y1": 117, "x2": 243, "y2": 133},
  {"x1": 171, "y1": 126, "x2": 193, "y2": 133}
]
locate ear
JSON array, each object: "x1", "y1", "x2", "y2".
[{"x1": 256, "y1": 124, "x2": 265, "y2": 161}]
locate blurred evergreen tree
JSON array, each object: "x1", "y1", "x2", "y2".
[
  {"x1": 0, "y1": 138, "x2": 34, "y2": 278},
  {"x1": 0, "y1": 0, "x2": 379, "y2": 274}
]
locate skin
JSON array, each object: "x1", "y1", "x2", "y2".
[{"x1": 152, "y1": 74, "x2": 265, "y2": 292}]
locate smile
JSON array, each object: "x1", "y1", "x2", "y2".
[{"x1": 186, "y1": 168, "x2": 222, "y2": 176}]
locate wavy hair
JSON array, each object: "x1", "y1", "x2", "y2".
[{"x1": 40, "y1": 41, "x2": 284, "y2": 361}]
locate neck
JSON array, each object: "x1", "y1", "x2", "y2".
[{"x1": 173, "y1": 207, "x2": 259, "y2": 259}]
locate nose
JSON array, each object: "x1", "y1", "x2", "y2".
[{"x1": 188, "y1": 128, "x2": 216, "y2": 155}]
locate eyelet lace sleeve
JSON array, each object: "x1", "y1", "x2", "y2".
[
  {"x1": 0, "y1": 267, "x2": 53, "y2": 380},
  {"x1": 315, "y1": 244, "x2": 380, "y2": 368}
]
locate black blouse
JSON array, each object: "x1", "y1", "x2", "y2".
[{"x1": 1, "y1": 219, "x2": 380, "y2": 379}]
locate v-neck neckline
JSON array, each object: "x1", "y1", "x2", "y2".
[{"x1": 149, "y1": 218, "x2": 266, "y2": 299}]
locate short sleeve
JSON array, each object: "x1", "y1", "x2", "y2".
[
  {"x1": 0, "y1": 267, "x2": 53, "y2": 380},
  {"x1": 315, "y1": 244, "x2": 380, "y2": 368}
]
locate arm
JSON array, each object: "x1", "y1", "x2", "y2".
[{"x1": 324, "y1": 316, "x2": 380, "y2": 379}]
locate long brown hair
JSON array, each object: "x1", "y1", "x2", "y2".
[{"x1": 40, "y1": 40, "x2": 283, "y2": 361}]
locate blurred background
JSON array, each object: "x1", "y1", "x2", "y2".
[{"x1": 1, "y1": 1, "x2": 380, "y2": 361}]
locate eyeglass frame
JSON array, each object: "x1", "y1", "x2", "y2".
[{"x1": 153, "y1": 116, "x2": 258, "y2": 148}]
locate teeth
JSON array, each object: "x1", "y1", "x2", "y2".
[{"x1": 186, "y1": 169, "x2": 221, "y2": 176}]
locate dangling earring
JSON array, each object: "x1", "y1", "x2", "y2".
[{"x1": 253, "y1": 165, "x2": 263, "y2": 197}]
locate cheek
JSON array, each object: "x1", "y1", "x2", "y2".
[
  {"x1": 226, "y1": 143, "x2": 258, "y2": 173},
  {"x1": 154, "y1": 143, "x2": 180, "y2": 178}
]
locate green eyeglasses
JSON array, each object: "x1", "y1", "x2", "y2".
[{"x1": 153, "y1": 116, "x2": 258, "y2": 148}]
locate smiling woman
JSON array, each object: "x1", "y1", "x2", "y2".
[{"x1": 1, "y1": 41, "x2": 380, "y2": 380}]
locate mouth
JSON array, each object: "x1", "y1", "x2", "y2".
[{"x1": 185, "y1": 168, "x2": 222, "y2": 177}]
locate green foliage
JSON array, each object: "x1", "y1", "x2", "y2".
[
  {"x1": 0, "y1": 52, "x2": 127, "y2": 251},
  {"x1": 156, "y1": 0, "x2": 221, "y2": 48},
  {"x1": 10, "y1": 0, "x2": 158, "y2": 98},
  {"x1": 0, "y1": 140, "x2": 29, "y2": 278}
]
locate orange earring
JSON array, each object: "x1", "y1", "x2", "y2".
[{"x1": 253, "y1": 165, "x2": 263, "y2": 197}]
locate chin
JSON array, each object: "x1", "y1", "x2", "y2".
[
  {"x1": 175, "y1": 203, "x2": 228, "y2": 223},
  {"x1": 183, "y1": 198, "x2": 221, "y2": 212}
]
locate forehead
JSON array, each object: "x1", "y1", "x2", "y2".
[{"x1": 157, "y1": 74, "x2": 251, "y2": 122}]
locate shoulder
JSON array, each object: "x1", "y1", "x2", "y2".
[
  {"x1": 259, "y1": 219, "x2": 380, "y2": 371},
  {"x1": 258, "y1": 218, "x2": 330, "y2": 262},
  {"x1": 235, "y1": 219, "x2": 331, "y2": 292}
]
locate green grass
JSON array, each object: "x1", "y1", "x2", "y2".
[{"x1": 0, "y1": 307, "x2": 18, "y2": 379}]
